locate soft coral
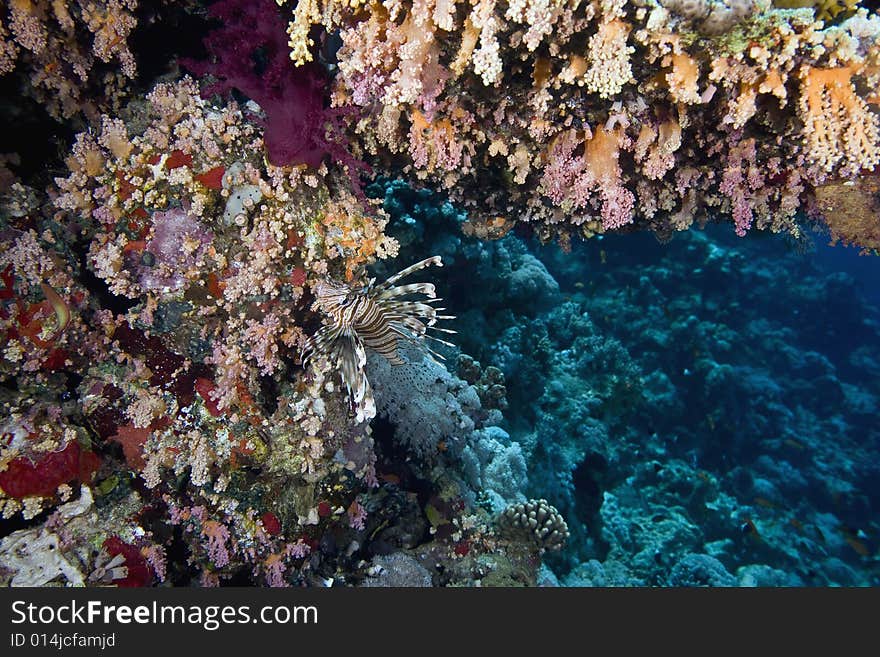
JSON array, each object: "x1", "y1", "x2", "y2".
[{"x1": 181, "y1": 0, "x2": 368, "y2": 193}]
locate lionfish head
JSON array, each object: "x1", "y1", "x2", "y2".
[{"x1": 310, "y1": 279, "x2": 367, "y2": 323}]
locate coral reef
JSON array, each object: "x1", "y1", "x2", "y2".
[
  {"x1": 369, "y1": 174, "x2": 879, "y2": 585},
  {"x1": 271, "y1": 0, "x2": 880, "y2": 248},
  {"x1": 0, "y1": 0, "x2": 140, "y2": 121},
  {"x1": 1, "y1": 0, "x2": 878, "y2": 590},
  {"x1": 465, "y1": 227, "x2": 879, "y2": 584},
  {"x1": 0, "y1": 68, "x2": 551, "y2": 587}
]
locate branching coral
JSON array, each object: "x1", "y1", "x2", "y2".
[
  {"x1": 497, "y1": 498, "x2": 570, "y2": 552},
  {"x1": 798, "y1": 65, "x2": 880, "y2": 176},
  {"x1": 3, "y1": 0, "x2": 878, "y2": 591},
  {"x1": 1, "y1": 73, "x2": 420, "y2": 585}
]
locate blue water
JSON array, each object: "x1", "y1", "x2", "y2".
[
  {"x1": 374, "y1": 179, "x2": 880, "y2": 586},
  {"x1": 813, "y1": 241, "x2": 880, "y2": 309}
]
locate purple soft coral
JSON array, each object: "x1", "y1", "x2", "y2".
[
  {"x1": 181, "y1": 0, "x2": 368, "y2": 193},
  {"x1": 139, "y1": 207, "x2": 213, "y2": 293}
]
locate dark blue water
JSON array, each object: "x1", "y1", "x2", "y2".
[
  {"x1": 813, "y1": 241, "x2": 880, "y2": 309},
  {"x1": 375, "y1": 179, "x2": 880, "y2": 586}
]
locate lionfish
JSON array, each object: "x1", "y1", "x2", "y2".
[{"x1": 302, "y1": 256, "x2": 455, "y2": 422}]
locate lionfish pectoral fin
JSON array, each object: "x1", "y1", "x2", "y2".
[{"x1": 334, "y1": 333, "x2": 374, "y2": 419}]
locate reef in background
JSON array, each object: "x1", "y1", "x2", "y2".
[{"x1": 370, "y1": 177, "x2": 880, "y2": 585}]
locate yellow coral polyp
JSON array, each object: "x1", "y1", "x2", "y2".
[
  {"x1": 772, "y1": 0, "x2": 860, "y2": 22},
  {"x1": 798, "y1": 65, "x2": 880, "y2": 174},
  {"x1": 280, "y1": 0, "x2": 370, "y2": 64},
  {"x1": 664, "y1": 52, "x2": 702, "y2": 105}
]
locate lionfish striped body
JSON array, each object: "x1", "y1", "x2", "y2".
[{"x1": 303, "y1": 256, "x2": 455, "y2": 422}]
